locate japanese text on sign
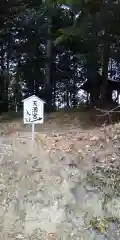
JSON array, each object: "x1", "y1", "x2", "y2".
[{"x1": 32, "y1": 100, "x2": 38, "y2": 120}]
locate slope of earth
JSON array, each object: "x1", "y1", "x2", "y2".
[{"x1": 0, "y1": 111, "x2": 120, "y2": 239}]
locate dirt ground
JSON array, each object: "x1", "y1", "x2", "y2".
[{"x1": 0, "y1": 111, "x2": 120, "y2": 239}]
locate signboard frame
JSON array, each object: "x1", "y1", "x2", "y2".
[{"x1": 22, "y1": 95, "x2": 45, "y2": 147}]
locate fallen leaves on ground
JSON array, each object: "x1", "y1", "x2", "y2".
[
  {"x1": 37, "y1": 129, "x2": 108, "y2": 155},
  {"x1": 89, "y1": 217, "x2": 108, "y2": 233}
]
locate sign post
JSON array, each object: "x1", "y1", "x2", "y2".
[
  {"x1": 32, "y1": 123, "x2": 35, "y2": 147},
  {"x1": 22, "y1": 95, "x2": 45, "y2": 148}
]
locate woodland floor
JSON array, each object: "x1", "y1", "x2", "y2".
[{"x1": 0, "y1": 110, "x2": 120, "y2": 239}]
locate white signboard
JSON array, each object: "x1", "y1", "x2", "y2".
[{"x1": 23, "y1": 95, "x2": 45, "y2": 124}]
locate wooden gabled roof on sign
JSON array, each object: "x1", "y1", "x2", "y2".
[{"x1": 22, "y1": 95, "x2": 45, "y2": 103}]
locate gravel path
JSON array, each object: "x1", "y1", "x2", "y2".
[{"x1": 0, "y1": 123, "x2": 120, "y2": 239}]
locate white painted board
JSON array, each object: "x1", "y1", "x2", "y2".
[{"x1": 23, "y1": 95, "x2": 44, "y2": 124}]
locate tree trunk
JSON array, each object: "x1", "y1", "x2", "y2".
[
  {"x1": 72, "y1": 57, "x2": 77, "y2": 107},
  {"x1": 52, "y1": 77, "x2": 56, "y2": 109},
  {"x1": 100, "y1": 36, "x2": 110, "y2": 101},
  {"x1": 106, "y1": 88, "x2": 113, "y2": 103},
  {"x1": 0, "y1": 44, "x2": 8, "y2": 112},
  {"x1": 110, "y1": 58, "x2": 113, "y2": 78},
  {"x1": 4, "y1": 48, "x2": 10, "y2": 112},
  {"x1": 86, "y1": 51, "x2": 100, "y2": 105},
  {"x1": 66, "y1": 89, "x2": 69, "y2": 107},
  {"x1": 86, "y1": 93, "x2": 89, "y2": 104},
  {"x1": 15, "y1": 71, "x2": 20, "y2": 106},
  {"x1": 45, "y1": 18, "x2": 52, "y2": 112}
]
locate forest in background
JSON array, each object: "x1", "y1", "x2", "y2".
[{"x1": 0, "y1": 0, "x2": 120, "y2": 113}]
